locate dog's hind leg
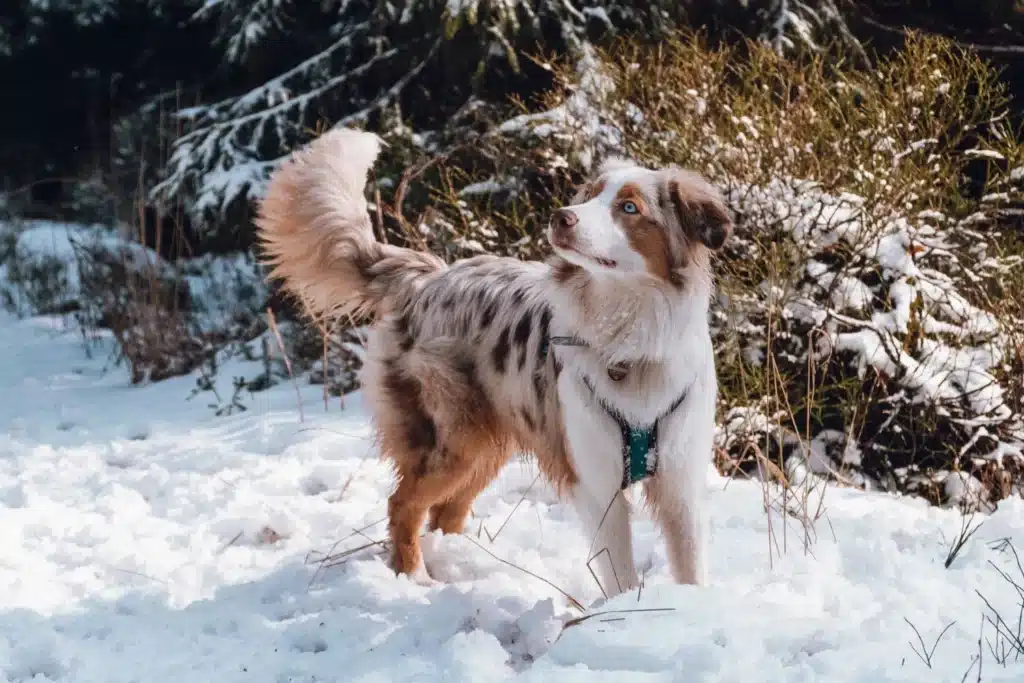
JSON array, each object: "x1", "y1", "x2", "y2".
[
  {"x1": 428, "y1": 451, "x2": 510, "y2": 534},
  {"x1": 386, "y1": 459, "x2": 474, "y2": 580},
  {"x1": 372, "y1": 339, "x2": 508, "y2": 580}
]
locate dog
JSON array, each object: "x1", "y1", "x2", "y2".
[{"x1": 256, "y1": 128, "x2": 732, "y2": 597}]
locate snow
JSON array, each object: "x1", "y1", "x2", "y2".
[{"x1": 3, "y1": 311, "x2": 1024, "y2": 682}]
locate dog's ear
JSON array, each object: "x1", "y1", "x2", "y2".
[{"x1": 661, "y1": 169, "x2": 733, "y2": 251}]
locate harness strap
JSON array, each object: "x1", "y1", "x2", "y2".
[
  {"x1": 581, "y1": 375, "x2": 688, "y2": 489},
  {"x1": 540, "y1": 335, "x2": 588, "y2": 355},
  {"x1": 544, "y1": 334, "x2": 688, "y2": 489}
]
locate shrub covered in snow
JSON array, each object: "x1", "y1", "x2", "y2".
[{"x1": 0, "y1": 219, "x2": 269, "y2": 384}]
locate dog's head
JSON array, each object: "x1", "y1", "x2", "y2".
[{"x1": 546, "y1": 158, "x2": 732, "y2": 286}]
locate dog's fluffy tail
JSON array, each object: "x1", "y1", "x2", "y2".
[{"x1": 256, "y1": 128, "x2": 444, "y2": 320}]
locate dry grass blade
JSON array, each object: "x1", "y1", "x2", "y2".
[
  {"x1": 904, "y1": 617, "x2": 957, "y2": 669},
  {"x1": 561, "y1": 607, "x2": 677, "y2": 631},
  {"x1": 462, "y1": 534, "x2": 585, "y2": 612},
  {"x1": 483, "y1": 472, "x2": 541, "y2": 543},
  {"x1": 266, "y1": 306, "x2": 303, "y2": 422},
  {"x1": 944, "y1": 508, "x2": 985, "y2": 569},
  {"x1": 305, "y1": 516, "x2": 389, "y2": 587},
  {"x1": 585, "y1": 547, "x2": 611, "y2": 600}
]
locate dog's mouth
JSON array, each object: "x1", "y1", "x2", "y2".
[
  {"x1": 550, "y1": 239, "x2": 617, "y2": 269},
  {"x1": 583, "y1": 251, "x2": 618, "y2": 268}
]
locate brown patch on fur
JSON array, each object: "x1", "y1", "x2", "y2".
[
  {"x1": 551, "y1": 257, "x2": 582, "y2": 284},
  {"x1": 614, "y1": 182, "x2": 675, "y2": 283},
  {"x1": 663, "y1": 173, "x2": 733, "y2": 252},
  {"x1": 573, "y1": 178, "x2": 606, "y2": 204}
]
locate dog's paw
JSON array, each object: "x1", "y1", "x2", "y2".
[{"x1": 407, "y1": 562, "x2": 437, "y2": 587}]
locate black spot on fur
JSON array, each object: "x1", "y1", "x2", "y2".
[
  {"x1": 536, "y1": 307, "x2": 551, "y2": 362},
  {"x1": 533, "y1": 370, "x2": 546, "y2": 404},
  {"x1": 521, "y1": 408, "x2": 536, "y2": 431},
  {"x1": 407, "y1": 413, "x2": 436, "y2": 453},
  {"x1": 481, "y1": 300, "x2": 498, "y2": 329},
  {"x1": 513, "y1": 311, "x2": 533, "y2": 347},
  {"x1": 553, "y1": 356, "x2": 563, "y2": 379},
  {"x1": 513, "y1": 311, "x2": 533, "y2": 371},
  {"x1": 454, "y1": 353, "x2": 478, "y2": 389},
  {"x1": 395, "y1": 314, "x2": 415, "y2": 352},
  {"x1": 492, "y1": 327, "x2": 511, "y2": 374},
  {"x1": 381, "y1": 360, "x2": 436, "y2": 455},
  {"x1": 442, "y1": 294, "x2": 456, "y2": 310},
  {"x1": 510, "y1": 289, "x2": 526, "y2": 306}
]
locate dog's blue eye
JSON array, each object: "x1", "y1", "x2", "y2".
[{"x1": 623, "y1": 201, "x2": 639, "y2": 214}]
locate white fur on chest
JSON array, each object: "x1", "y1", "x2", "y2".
[{"x1": 546, "y1": 283, "x2": 718, "y2": 596}]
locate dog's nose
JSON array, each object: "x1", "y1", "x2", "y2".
[
  {"x1": 549, "y1": 209, "x2": 578, "y2": 248},
  {"x1": 551, "y1": 208, "x2": 579, "y2": 232}
]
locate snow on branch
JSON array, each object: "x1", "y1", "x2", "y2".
[
  {"x1": 149, "y1": 7, "x2": 434, "y2": 227},
  {"x1": 193, "y1": 0, "x2": 292, "y2": 65}
]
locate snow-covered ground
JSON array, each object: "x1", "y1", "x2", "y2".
[{"x1": 3, "y1": 310, "x2": 1024, "y2": 683}]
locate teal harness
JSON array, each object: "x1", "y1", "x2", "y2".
[{"x1": 544, "y1": 336, "x2": 689, "y2": 490}]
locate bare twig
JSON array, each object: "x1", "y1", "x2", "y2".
[
  {"x1": 944, "y1": 509, "x2": 985, "y2": 569},
  {"x1": 462, "y1": 534, "x2": 585, "y2": 612},
  {"x1": 905, "y1": 617, "x2": 957, "y2": 669}
]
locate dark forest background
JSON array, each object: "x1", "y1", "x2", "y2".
[{"x1": 3, "y1": 0, "x2": 1024, "y2": 254}]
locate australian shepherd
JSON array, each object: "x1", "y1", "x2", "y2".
[{"x1": 256, "y1": 128, "x2": 732, "y2": 598}]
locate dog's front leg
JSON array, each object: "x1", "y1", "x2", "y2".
[
  {"x1": 561, "y1": 400, "x2": 639, "y2": 598},
  {"x1": 644, "y1": 462, "x2": 707, "y2": 586},
  {"x1": 644, "y1": 375, "x2": 716, "y2": 587},
  {"x1": 571, "y1": 472, "x2": 638, "y2": 599}
]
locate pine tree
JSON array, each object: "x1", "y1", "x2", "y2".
[{"x1": 145, "y1": 0, "x2": 863, "y2": 246}]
